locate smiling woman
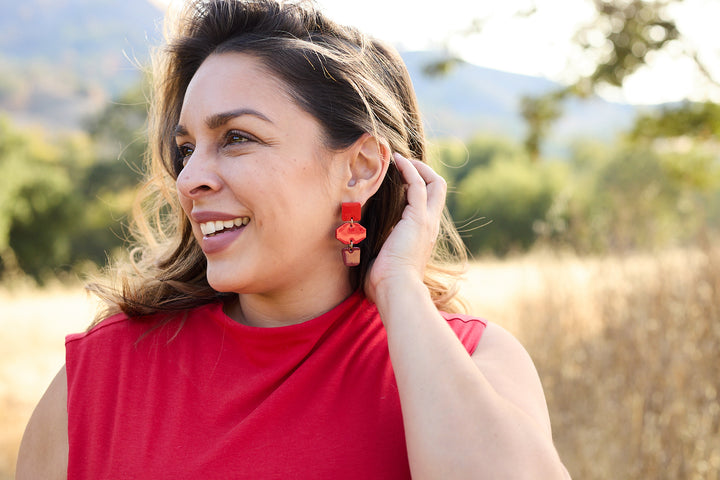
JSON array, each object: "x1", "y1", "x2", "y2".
[
  {"x1": 16, "y1": 1, "x2": 569, "y2": 478},
  {"x1": 173, "y1": 53, "x2": 350, "y2": 299}
]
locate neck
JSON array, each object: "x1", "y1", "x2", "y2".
[{"x1": 225, "y1": 279, "x2": 355, "y2": 328}]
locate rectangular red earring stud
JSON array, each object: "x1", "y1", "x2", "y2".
[{"x1": 341, "y1": 202, "x2": 362, "y2": 222}]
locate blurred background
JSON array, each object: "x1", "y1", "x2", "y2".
[{"x1": 1, "y1": 0, "x2": 718, "y2": 478}]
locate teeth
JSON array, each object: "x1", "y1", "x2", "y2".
[{"x1": 199, "y1": 217, "x2": 249, "y2": 236}]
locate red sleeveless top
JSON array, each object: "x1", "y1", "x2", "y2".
[{"x1": 66, "y1": 292, "x2": 486, "y2": 479}]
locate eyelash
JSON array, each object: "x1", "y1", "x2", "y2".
[{"x1": 175, "y1": 130, "x2": 256, "y2": 170}]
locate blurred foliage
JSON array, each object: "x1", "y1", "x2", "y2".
[
  {"x1": 426, "y1": 0, "x2": 720, "y2": 257},
  {"x1": 431, "y1": 136, "x2": 567, "y2": 255},
  {"x1": 519, "y1": 0, "x2": 697, "y2": 157},
  {"x1": 431, "y1": 125, "x2": 719, "y2": 257},
  {"x1": 547, "y1": 142, "x2": 716, "y2": 252},
  {"x1": 430, "y1": 0, "x2": 720, "y2": 159},
  {"x1": 0, "y1": 85, "x2": 147, "y2": 283},
  {"x1": 579, "y1": 0, "x2": 680, "y2": 89},
  {"x1": 520, "y1": 90, "x2": 565, "y2": 162},
  {"x1": 630, "y1": 101, "x2": 720, "y2": 141},
  {"x1": 0, "y1": 118, "x2": 83, "y2": 279},
  {"x1": 425, "y1": 0, "x2": 707, "y2": 157},
  {"x1": 84, "y1": 83, "x2": 147, "y2": 195}
]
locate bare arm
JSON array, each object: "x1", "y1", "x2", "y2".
[
  {"x1": 16, "y1": 365, "x2": 68, "y2": 480},
  {"x1": 366, "y1": 154, "x2": 569, "y2": 479},
  {"x1": 375, "y1": 281, "x2": 569, "y2": 479}
]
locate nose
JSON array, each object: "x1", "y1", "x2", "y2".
[{"x1": 176, "y1": 150, "x2": 222, "y2": 199}]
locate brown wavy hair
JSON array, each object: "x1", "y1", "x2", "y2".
[{"x1": 88, "y1": 0, "x2": 468, "y2": 324}]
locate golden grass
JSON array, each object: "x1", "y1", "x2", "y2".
[
  {"x1": 0, "y1": 285, "x2": 93, "y2": 479},
  {"x1": 1, "y1": 245, "x2": 718, "y2": 479},
  {"x1": 460, "y1": 245, "x2": 720, "y2": 479}
]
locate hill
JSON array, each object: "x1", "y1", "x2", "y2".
[
  {"x1": 0, "y1": 1, "x2": 639, "y2": 150},
  {"x1": 402, "y1": 51, "x2": 638, "y2": 154},
  {"x1": 0, "y1": 0, "x2": 163, "y2": 128}
]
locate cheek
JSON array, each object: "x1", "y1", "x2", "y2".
[
  {"x1": 176, "y1": 192, "x2": 197, "y2": 232},
  {"x1": 176, "y1": 190, "x2": 192, "y2": 216}
]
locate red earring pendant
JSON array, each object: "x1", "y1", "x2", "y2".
[{"x1": 335, "y1": 202, "x2": 366, "y2": 267}]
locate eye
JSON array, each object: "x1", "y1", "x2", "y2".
[
  {"x1": 225, "y1": 130, "x2": 253, "y2": 146},
  {"x1": 175, "y1": 143, "x2": 194, "y2": 168}
]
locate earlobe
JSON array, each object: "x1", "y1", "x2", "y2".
[{"x1": 346, "y1": 133, "x2": 391, "y2": 202}]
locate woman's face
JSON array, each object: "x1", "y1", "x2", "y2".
[{"x1": 175, "y1": 52, "x2": 350, "y2": 298}]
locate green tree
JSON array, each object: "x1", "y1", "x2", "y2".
[
  {"x1": 444, "y1": 142, "x2": 567, "y2": 255},
  {"x1": 431, "y1": 135, "x2": 526, "y2": 238},
  {"x1": 520, "y1": 0, "x2": 687, "y2": 157},
  {"x1": 0, "y1": 116, "x2": 84, "y2": 280},
  {"x1": 84, "y1": 82, "x2": 147, "y2": 195},
  {"x1": 0, "y1": 80, "x2": 148, "y2": 283},
  {"x1": 430, "y1": 0, "x2": 718, "y2": 158},
  {"x1": 520, "y1": 91, "x2": 565, "y2": 162},
  {"x1": 629, "y1": 101, "x2": 720, "y2": 143},
  {"x1": 536, "y1": 138, "x2": 720, "y2": 253},
  {"x1": 72, "y1": 82, "x2": 149, "y2": 266}
]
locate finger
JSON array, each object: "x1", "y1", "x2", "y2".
[
  {"x1": 407, "y1": 158, "x2": 447, "y2": 222},
  {"x1": 392, "y1": 153, "x2": 427, "y2": 211}
]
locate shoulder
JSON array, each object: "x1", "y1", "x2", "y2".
[
  {"x1": 65, "y1": 311, "x2": 134, "y2": 343},
  {"x1": 64, "y1": 312, "x2": 147, "y2": 365},
  {"x1": 471, "y1": 322, "x2": 553, "y2": 436},
  {"x1": 65, "y1": 302, "x2": 217, "y2": 348},
  {"x1": 16, "y1": 366, "x2": 68, "y2": 480}
]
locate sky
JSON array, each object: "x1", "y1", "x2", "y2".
[{"x1": 153, "y1": 0, "x2": 720, "y2": 105}]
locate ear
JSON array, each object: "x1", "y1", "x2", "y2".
[{"x1": 342, "y1": 133, "x2": 391, "y2": 204}]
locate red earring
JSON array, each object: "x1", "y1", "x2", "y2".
[{"x1": 335, "y1": 202, "x2": 366, "y2": 267}]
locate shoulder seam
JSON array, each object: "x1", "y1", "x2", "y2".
[{"x1": 65, "y1": 312, "x2": 132, "y2": 344}]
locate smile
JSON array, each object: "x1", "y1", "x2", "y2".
[{"x1": 200, "y1": 217, "x2": 250, "y2": 236}]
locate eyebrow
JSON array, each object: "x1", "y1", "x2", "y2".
[{"x1": 174, "y1": 108, "x2": 274, "y2": 137}]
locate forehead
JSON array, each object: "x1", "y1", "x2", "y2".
[{"x1": 180, "y1": 52, "x2": 296, "y2": 122}]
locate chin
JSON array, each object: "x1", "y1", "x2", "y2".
[{"x1": 205, "y1": 267, "x2": 244, "y2": 294}]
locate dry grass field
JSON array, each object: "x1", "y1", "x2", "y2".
[
  {"x1": 464, "y1": 245, "x2": 720, "y2": 479},
  {"x1": 1, "y1": 245, "x2": 718, "y2": 479},
  {"x1": 0, "y1": 283, "x2": 93, "y2": 479}
]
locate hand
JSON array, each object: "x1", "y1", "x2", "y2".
[{"x1": 364, "y1": 153, "x2": 447, "y2": 304}]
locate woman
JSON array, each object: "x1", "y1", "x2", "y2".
[{"x1": 17, "y1": 0, "x2": 570, "y2": 478}]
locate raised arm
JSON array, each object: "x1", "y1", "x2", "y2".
[
  {"x1": 16, "y1": 366, "x2": 69, "y2": 480},
  {"x1": 365, "y1": 153, "x2": 570, "y2": 480}
]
